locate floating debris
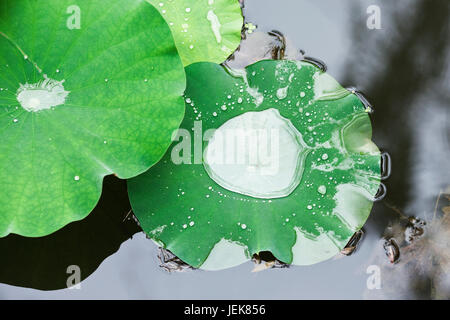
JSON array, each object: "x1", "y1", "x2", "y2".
[
  {"x1": 341, "y1": 229, "x2": 364, "y2": 256},
  {"x1": 157, "y1": 247, "x2": 196, "y2": 273},
  {"x1": 251, "y1": 251, "x2": 289, "y2": 272},
  {"x1": 383, "y1": 238, "x2": 400, "y2": 264}
]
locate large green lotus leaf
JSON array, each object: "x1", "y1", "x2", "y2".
[
  {"x1": 128, "y1": 60, "x2": 381, "y2": 270},
  {"x1": 148, "y1": 0, "x2": 243, "y2": 66},
  {"x1": 0, "y1": 0, "x2": 186, "y2": 237}
]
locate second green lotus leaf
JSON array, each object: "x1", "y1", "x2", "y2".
[{"x1": 129, "y1": 60, "x2": 381, "y2": 270}]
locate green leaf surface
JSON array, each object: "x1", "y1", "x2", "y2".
[
  {"x1": 0, "y1": 0, "x2": 186, "y2": 237},
  {"x1": 148, "y1": 0, "x2": 243, "y2": 66},
  {"x1": 128, "y1": 60, "x2": 381, "y2": 270}
]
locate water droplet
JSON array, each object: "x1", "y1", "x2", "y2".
[
  {"x1": 183, "y1": 224, "x2": 187, "y2": 229},
  {"x1": 307, "y1": 205, "x2": 312, "y2": 210},
  {"x1": 189, "y1": 221, "x2": 195, "y2": 227},
  {"x1": 300, "y1": 92, "x2": 306, "y2": 97},
  {"x1": 322, "y1": 153, "x2": 329, "y2": 160},
  {"x1": 241, "y1": 224, "x2": 247, "y2": 230},
  {"x1": 317, "y1": 185, "x2": 327, "y2": 195},
  {"x1": 74, "y1": 176, "x2": 80, "y2": 181},
  {"x1": 276, "y1": 87, "x2": 288, "y2": 100},
  {"x1": 185, "y1": 7, "x2": 191, "y2": 12}
]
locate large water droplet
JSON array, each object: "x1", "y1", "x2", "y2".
[
  {"x1": 16, "y1": 75, "x2": 69, "y2": 112},
  {"x1": 207, "y1": 10, "x2": 222, "y2": 43},
  {"x1": 203, "y1": 108, "x2": 309, "y2": 199},
  {"x1": 317, "y1": 185, "x2": 327, "y2": 195}
]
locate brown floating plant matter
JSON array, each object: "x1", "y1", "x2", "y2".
[{"x1": 365, "y1": 188, "x2": 450, "y2": 299}]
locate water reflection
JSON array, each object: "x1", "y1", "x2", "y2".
[
  {"x1": 0, "y1": 176, "x2": 140, "y2": 290},
  {"x1": 343, "y1": 0, "x2": 450, "y2": 230},
  {"x1": 226, "y1": 30, "x2": 303, "y2": 69},
  {"x1": 343, "y1": 0, "x2": 450, "y2": 299}
]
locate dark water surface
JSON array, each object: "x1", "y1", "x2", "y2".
[{"x1": 1, "y1": 0, "x2": 449, "y2": 299}]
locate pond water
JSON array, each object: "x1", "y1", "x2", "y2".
[{"x1": 1, "y1": 0, "x2": 449, "y2": 299}]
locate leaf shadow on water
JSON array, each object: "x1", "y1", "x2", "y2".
[{"x1": 0, "y1": 176, "x2": 141, "y2": 290}]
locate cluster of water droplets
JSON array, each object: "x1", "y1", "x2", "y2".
[{"x1": 155, "y1": 0, "x2": 232, "y2": 54}]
